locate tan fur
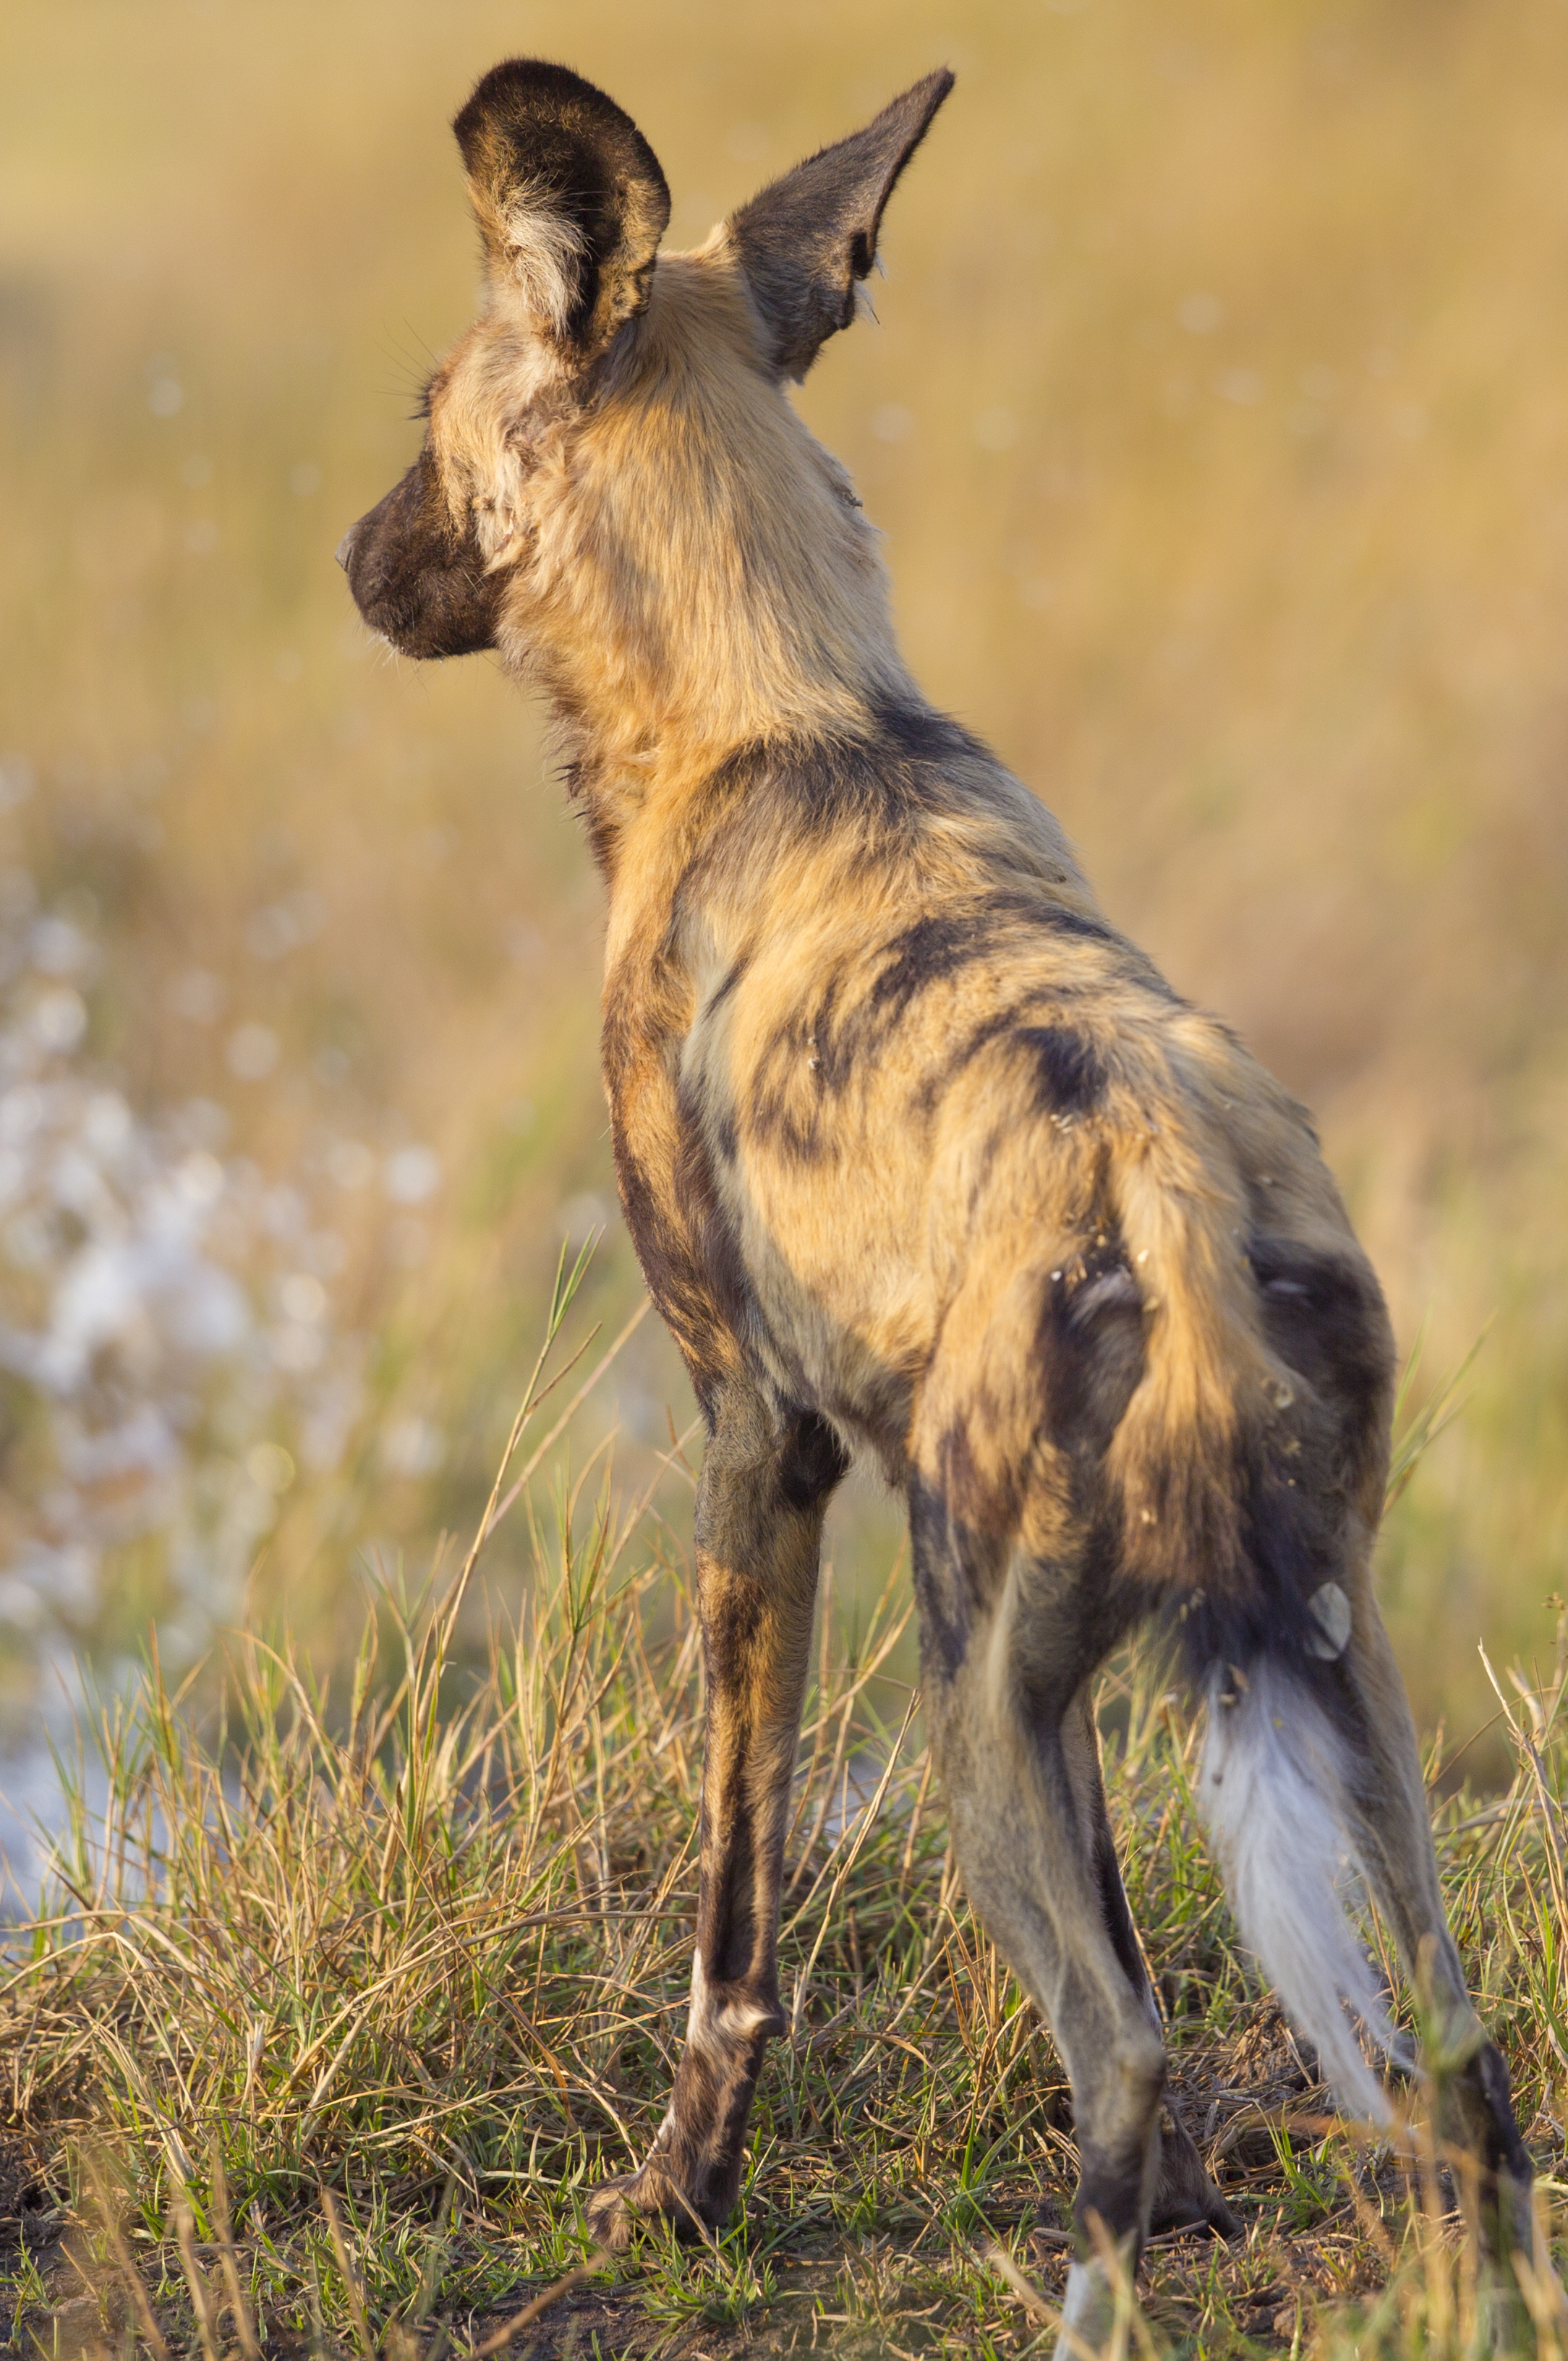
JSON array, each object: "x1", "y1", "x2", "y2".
[
  {"x1": 430, "y1": 241, "x2": 910, "y2": 785},
  {"x1": 340, "y1": 65, "x2": 1536, "y2": 2319},
  {"x1": 472, "y1": 175, "x2": 588, "y2": 337}
]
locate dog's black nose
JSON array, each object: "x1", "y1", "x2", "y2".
[{"x1": 335, "y1": 524, "x2": 359, "y2": 571}]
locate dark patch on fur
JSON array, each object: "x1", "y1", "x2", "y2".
[
  {"x1": 610, "y1": 1138, "x2": 720, "y2": 1409},
  {"x1": 979, "y1": 888, "x2": 1119, "y2": 950},
  {"x1": 1467, "y1": 2042, "x2": 1535, "y2": 2182},
  {"x1": 601, "y1": 956, "x2": 763, "y2": 1413},
  {"x1": 1074, "y1": 2119, "x2": 1167, "y2": 2250},
  {"x1": 1015, "y1": 1535, "x2": 1154, "y2": 1730},
  {"x1": 1157, "y1": 1240, "x2": 1397, "y2": 1687},
  {"x1": 1092, "y1": 1813, "x2": 1151, "y2": 1995},
  {"x1": 777, "y1": 1411, "x2": 850, "y2": 1510},
  {"x1": 963, "y1": 1123, "x2": 1009, "y2": 1218},
  {"x1": 743, "y1": 879, "x2": 1138, "y2": 1170},
  {"x1": 1169, "y1": 1463, "x2": 1357, "y2": 1703},
  {"x1": 696, "y1": 1577, "x2": 769, "y2": 1704},
  {"x1": 867, "y1": 694, "x2": 988, "y2": 770},
  {"x1": 713, "y1": 706, "x2": 971, "y2": 847},
  {"x1": 1015, "y1": 1024, "x2": 1107, "y2": 1118},
  {"x1": 672, "y1": 1094, "x2": 757, "y2": 1391},
  {"x1": 1249, "y1": 1237, "x2": 1395, "y2": 1465},
  {"x1": 340, "y1": 450, "x2": 505, "y2": 660},
  {"x1": 608, "y1": 1089, "x2": 759, "y2": 1417},
  {"x1": 909, "y1": 1001, "x2": 1042, "y2": 1117},
  {"x1": 745, "y1": 982, "x2": 848, "y2": 1167},
  {"x1": 861, "y1": 893, "x2": 1110, "y2": 1028},
  {"x1": 908, "y1": 1473, "x2": 975, "y2": 1680},
  {"x1": 707, "y1": 956, "x2": 749, "y2": 1013},
  {"x1": 1138, "y1": 1245, "x2": 1397, "y2": 1693},
  {"x1": 1039, "y1": 1248, "x2": 1146, "y2": 1463},
  {"x1": 930, "y1": 1405, "x2": 1021, "y2": 1538},
  {"x1": 866, "y1": 913, "x2": 989, "y2": 1023}
]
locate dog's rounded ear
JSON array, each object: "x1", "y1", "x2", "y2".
[
  {"x1": 729, "y1": 70, "x2": 953, "y2": 383},
  {"x1": 453, "y1": 60, "x2": 670, "y2": 360}
]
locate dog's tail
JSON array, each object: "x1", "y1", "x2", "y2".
[
  {"x1": 1091, "y1": 1068, "x2": 1396, "y2": 2115},
  {"x1": 1100, "y1": 1091, "x2": 1279, "y2": 1604},
  {"x1": 1100, "y1": 1060, "x2": 1390, "y2": 1649},
  {"x1": 1196, "y1": 1655, "x2": 1393, "y2": 2119}
]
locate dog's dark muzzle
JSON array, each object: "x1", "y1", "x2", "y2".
[{"x1": 336, "y1": 456, "x2": 503, "y2": 661}]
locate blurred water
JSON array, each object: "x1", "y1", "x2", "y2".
[
  {"x1": 0, "y1": 1719, "x2": 108, "y2": 1916},
  {"x1": 0, "y1": 871, "x2": 439, "y2": 1876}
]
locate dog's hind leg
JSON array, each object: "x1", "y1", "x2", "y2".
[
  {"x1": 586, "y1": 1382, "x2": 845, "y2": 2250},
  {"x1": 913, "y1": 1518, "x2": 1173, "y2": 2347},
  {"x1": 1060, "y1": 1687, "x2": 1239, "y2": 2242},
  {"x1": 1337, "y1": 1606, "x2": 1535, "y2": 2271}
]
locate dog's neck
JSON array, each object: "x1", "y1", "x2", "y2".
[
  {"x1": 555, "y1": 676, "x2": 911, "y2": 899},
  {"x1": 505, "y1": 247, "x2": 920, "y2": 883}
]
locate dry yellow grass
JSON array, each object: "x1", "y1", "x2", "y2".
[
  {"x1": 0, "y1": 1310, "x2": 1563, "y2": 2355},
  {"x1": 0, "y1": 0, "x2": 1564, "y2": 1743}
]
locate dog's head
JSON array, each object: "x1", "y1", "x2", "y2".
[{"x1": 338, "y1": 60, "x2": 951, "y2": 747}]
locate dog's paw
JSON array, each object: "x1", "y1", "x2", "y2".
[
  {"x1": 584, "y1": 2164, "x2": 723, "y2": 2252},
  {"x1": 584, "y1": 2174, "x2": 642, "y2": 2254},
  {"x1": 1149, "y1": 2111, "x2": 1240, "y2": 2242}
]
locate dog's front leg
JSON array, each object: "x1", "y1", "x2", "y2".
[{"x1": 587, "y1": 1387, "x2": 844, "y2": 2249}]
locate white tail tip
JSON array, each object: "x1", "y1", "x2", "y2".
[{"x1": 1199, "y1": 1659, "x2": 1394, "y2": 2125}]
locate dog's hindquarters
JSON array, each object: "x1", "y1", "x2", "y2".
[
  {"x1": 906, "y1": 1214, "x2": 1245, "y2": 2338},
  {"x1": 1125, "y1": 1088, "x2": 1535, "y2": 2254},
  {"x1": 908, "y1": 1065, "x2": 1533, "y2": 2333}
]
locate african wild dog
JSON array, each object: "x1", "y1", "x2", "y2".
[{"x1": 339, "y1": 59, "x2": 1536, "y2": 2341}]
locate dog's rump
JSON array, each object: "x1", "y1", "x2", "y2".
[
  {"x1": 884, "y1": 947, "x2": 1397, "y2": 1623},
  {"x1": 1052, "y1": 1012, "x2": 1397, "y2": 1643},
  {"x1": 966, "y1": 1018, "x2": 1406, "y2": 2119}
]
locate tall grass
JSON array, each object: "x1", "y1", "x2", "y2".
[{"x1": 0, "y1": 1295, "x2": 1564, "y2": 2356}]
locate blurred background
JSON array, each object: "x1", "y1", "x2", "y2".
[{"x1": 1, "y1": 0, "x2": 1565, "y2": 1832}]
